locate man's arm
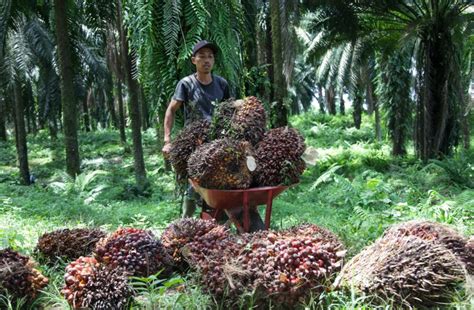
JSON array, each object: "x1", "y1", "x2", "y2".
[{"x1": 162, "y1": 99, "x2": 183, "y2": 156}]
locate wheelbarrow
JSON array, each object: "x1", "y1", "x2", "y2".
[{"x1": 189, "y1": 179, "x2": 292, "y2": 233}]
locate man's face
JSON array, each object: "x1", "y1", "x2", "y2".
[{"x1": 191, "y1": 47, "x2": 215, "y2": 74}]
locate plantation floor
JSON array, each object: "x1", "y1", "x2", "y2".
[{"x1": 1, "y1": 113, "x2": 473, "y2": 309}]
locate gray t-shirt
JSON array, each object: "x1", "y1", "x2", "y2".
[{"x1": 172, "y1": 74, "x2": 230, "y2": 123}]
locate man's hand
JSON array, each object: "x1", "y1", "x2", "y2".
[{"x1": 162, "y1": 142, "x2": 172, "y2": 158}]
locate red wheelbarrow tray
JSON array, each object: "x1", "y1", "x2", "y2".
[{"x1": 189, "y1": 179, "x2": 296, "y2": 233}]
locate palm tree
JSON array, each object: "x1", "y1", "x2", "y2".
[
  {"x1": 116, "y1": 0, "x2": 148, "y2": 192},
  {"x1": 2, "y1": 15, "x2": 34, "y2": 185},
  {"x1": 54, "y1": 0, "x2": 81, "y2": 177},
  {"x1": 303, "y1": 0, "x2": 472, "y2": 159},
  {"x1": 376, "y1": 50, "x2": 413, "y2": 155},
  {"x1": 289, "y1": 58, "x2": 318, "y2": 113},
  {"x1": 0, "y1": 0, "x2": 10, "y2": 141},
  {"x1": 269, "y1": 0, "x2": 288, "y2": 127},
  {"x1": 363, "y1": 0, "x2": 472, "y2": 159}
]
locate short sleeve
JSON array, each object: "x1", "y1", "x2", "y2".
[
  {"x1": 172, "y1": 79, "x2": 188, "y2": 102},
  {"x1": 219, "y1": 78, "x2": 230, "y2": 100}
]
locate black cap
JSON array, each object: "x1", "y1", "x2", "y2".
[{"x1": 192, "y1": 40, "x2": 218, "y2": 57}]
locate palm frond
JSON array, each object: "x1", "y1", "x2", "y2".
[{"x1": 0, "y1": 0, "x2": 12, "y2": 61}]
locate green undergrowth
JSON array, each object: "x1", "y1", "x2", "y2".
[{"x1": 0, "y1": 112, "x2": 473, "y2": 309}]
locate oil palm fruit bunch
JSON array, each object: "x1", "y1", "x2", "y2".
[
  {"x1": 280, "y1": 223, "x2": 344, "y2": 249},
  {"x1": 187, "y1": 138, "x2": 254, "y2": 189},
  {"x1": 161, "y1": 218, "x2": 218, "y2": 269},
  {"x1": 337, "y1": 235, "x2": 466, "y2": 307},
  {"x1": 210, "y1": 99, "x2": 237, "y2": 140},
  {"x1": 211, "y1": 97, "x2": 267, "y2": 145},
  {"x1": 169, "y1": 120, "x2": 210, "y2": 182},
  {"x1": 183, "y1": 225, "x2": 245, "y2": 298},
  {"x1": 232, "y1": 96, "x2": 267, "y2": 145},
  {"x1": 0, "y1": 248, "x2": 49, "y2": 301},
  {"x1": 231, "y1": 230, "x2": 344, "y2": 306},
  {"x1": 62, "y1": 256, "x2": 131, "y2": 309},
  {"x1": 383, "y1": 220, "x2": 473, "y2": 274},
  {"x1": 95, "y1": 228, "x2": 173, "y2": 277},
  {"x1": 36, "y1": 228, "x2": 106, "y2": 264},
  {"x1": 254, "y1": 127, "x2": 306, "y2": 186}
]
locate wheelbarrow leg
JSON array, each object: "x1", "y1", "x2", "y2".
[
  {"x1": 243, "y1": 191, "x2": 250, "y2": 232},
  {"x1": 265, "y1": 190, "x2": 273, "y2": 229},
  {"x1": 223, "y1": 209, "x2": 245, "y2": 234}
]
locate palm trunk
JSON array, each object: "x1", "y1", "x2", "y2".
[
  {"x1": 116, "y1": 79, "x2": 127, "y2": 144},
  {"x1": 317, "y1": 85, "x2": 326, "y2": 114},
  {"x1": 97, "y1": 89, "x2": 107, "y2": 129},
  {"x1": 13, "y1": 82, "x2": 30, "y2": 185},
  {"x1": 105, "y1": 74, "x2": 118, "y2": 129},
  {"x1": 117, "y1": 0, "x2": 148, "y2": 191},
  {"x1": 339, "y1": 94, "x2": 345, "y2": 115},
  {"x1": 82, "y1": 92, "x2": 91, "y2": 132},
  {"x1": 265, "y1": 2, "x2": 274, "y2": 104},
  {"x1": 366, "y1": 84, "x2": 374, "y2": 115},
  {"x1": 270, "y1": 0, "x2": 288, "y2": 127},
  {"x1": 140, "y1": 86, "x2": 149, "y2": 130},
  {"x1": 54, "y1": 0, "x2": 80, "y2": 177},
  {"x1": 353, "y1": 90, "x2": 363, "y2": 129},
  {"x1": 367, "y1": 81, "x2": 381, "y2": 140},
  {"x1": 87, "y1": 88, "x2": 97, "y2": 131},
  {"x1": 416, "y1": 31, "x2": 460, "y2": 160},
  {"x1": 325, "y1": 86, "x2": 336, "y2": 115},
  {"x1": 0, "y1": 95, "x2": 7, "y2": 141},
  {"x1": 374, "y1": 100, "x2": 381, "y2": 141}
]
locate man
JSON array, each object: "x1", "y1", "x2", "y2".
[{"x1": 162, "y1": 40, "x2": 230, "y2": 217}]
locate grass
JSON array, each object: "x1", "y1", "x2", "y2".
[{"x1": 0, "y1": 112, "x2": 473, "y2": 309}]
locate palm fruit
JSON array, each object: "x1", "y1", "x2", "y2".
[
  {"x1": 280, "y1": 223, "x2": 343, "y2": 248},
  {"x1": 187, "y1": 138, "x2": 254, "y2": 189},
  {"x1": 185, "y1": 224, "x2": 343, "y2": 306},
  {"x1": 383, "y1": 220, "x2": 473, "y2": 274},
  {"x1": 169, "y1": 120, "x2": 210, "y2": 182},
  {"x1": 226, "y1": 226, "x2": 344, "y2": 306},
  {"x1": 0, "y1": 248, "x2": 49, "y2": 301},
  {"x1": 182, "y1": 225, "x2": 247, "y2": 298},
  {"x1": 254, "y1": 127, "x2": 306, "y2": 186},
  {"x1": 337, "y1": 235, "x2": 465, "y2": 307},
  {"x1": 94, "y1": 228, "x2": 173, "y2": 277},
  {"x1": 210, "y1": 99, "x2": 237, "y2": 140},
  {"x1": 161, "y1": 218, "x2": 218, "y2": 269},
  {"x1": 231, "y1": 96, "x2": 267, "y2": 145},
  {"x1": 211, "y1": 97, "x2": 267, "y2": 145},
  {"x1": 36, "y1": 228, "x2": 106, "y2": 264},
  {"x1": 62, "y1": 256, "x2": 131, "y2": 309}
]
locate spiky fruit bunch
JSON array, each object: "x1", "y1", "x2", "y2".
[
  {"x1": 211, "y1": 97, "x2": 266, "y2": 145},
  {"x1": 95, "y1": 228, "x2": 173, "y2": 277},
  {"x1": 183, "y1": 225, "x2": 247, "y2": 297},
  {"x1": 228, "y1": 230, "x2": 344, "y2": 306},
  {"x1": 0, "y1": 249, "x2": 49, "y2": 301},
  {"x1": 169, "y1": 120, "x2": 210, "y2": 182},
  {"x1": 281, "y1": 223, "x2": 343, "y2": 247},
  {"x1": 210, "y1": 99, "x2": 237, "y2": 139},
  {"x1": 232, "y1": 96, "x2": 267, "y2": 145},
  {"x1": 187, "y1": 138, "x2": 254, "y2": 189},
  {"x1": 254, "y1": 127, "x2": 306, "y2": 186},
  {"x1": 161, "y1": 218, "x2": 218, "y2": 268},
  {"x1": 383, "y1": 220, "x2": 473, "y2": 274},
  {"x1": 62, "y1": 256, "x2": 131, "y2": 309},
  {"x1": 337, "y1": 235, "x2": 465, "y2": 307},
  {"x1": 36, "y1": 228, "x2": 106, "y2": 263}
]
